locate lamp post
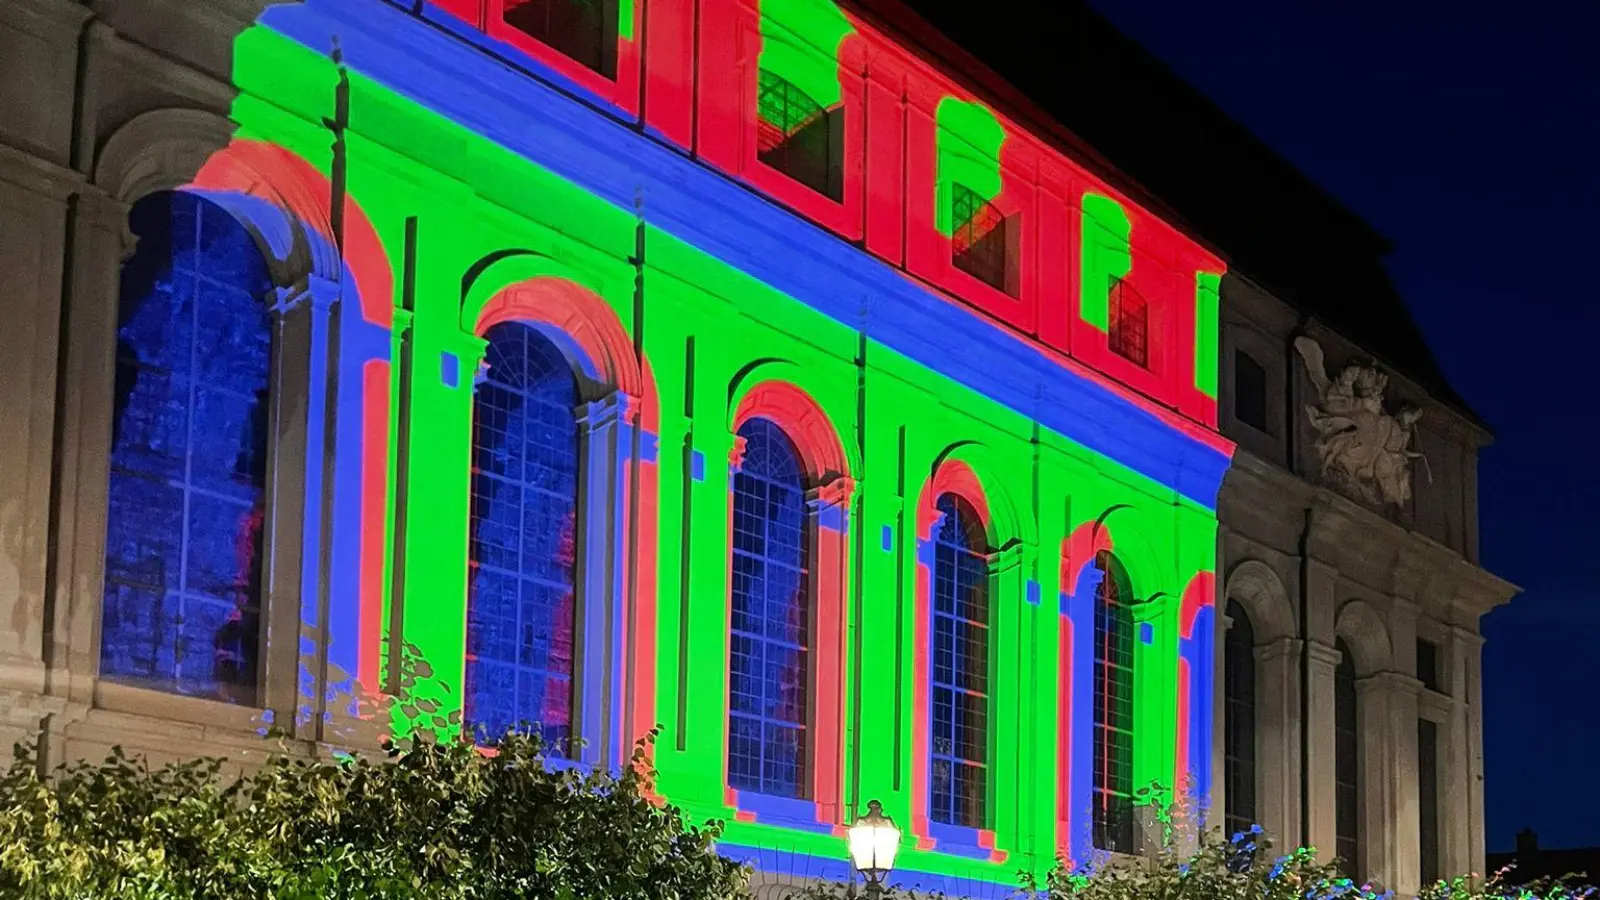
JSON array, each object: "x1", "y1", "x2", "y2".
[{"x1": 846, "y1": 799, "x2": 900, "y2": 898}]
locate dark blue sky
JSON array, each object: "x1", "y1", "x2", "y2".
[{"x1": 1077, "y1": 1, "x2": 1600, "y2": 851}]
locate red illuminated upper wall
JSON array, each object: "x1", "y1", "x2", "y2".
[{"x1": 429, "y1": 0, "x2": 1227, "y2": 428}]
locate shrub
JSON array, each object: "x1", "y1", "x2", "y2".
[{"x1": 0, "y1": 731, "x2": 747, "y2": 900}]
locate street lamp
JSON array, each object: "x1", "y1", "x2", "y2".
[{"x1": 847, "y1": 799, "x2": 900, "y2": 896}]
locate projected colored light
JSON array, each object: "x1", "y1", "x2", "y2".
[{"x1": 127, "y1": 0, "x2": 1237, "y2": 892}]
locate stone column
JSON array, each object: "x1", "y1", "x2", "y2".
[
  {"x1": 576, "y1": 389, "x2": 637, "y2": 769},
  {"x1": 1372, "y1": 670, "x2": 1422, "y2": 895},
  {"x1": 1451, "y1": 627, "x2": 1487, "y2": 881},
  {"x1": 1256, "y1": 635, "x2": 1303, "y2": 846},
  {"x1": 1306, "y1": 638, "x2": 1343, "y2": 864}
]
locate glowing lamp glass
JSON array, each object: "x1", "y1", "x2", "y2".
[{"x1": 847, "y1": 799, "x2": 900, "y2": 881}]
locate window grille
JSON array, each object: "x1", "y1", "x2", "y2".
[
  {"x1": 1092, "y1": 550, "x2": 1138, "y2": 854},
  {"x1": 950, "y1": 184, "x2": 1012, "y2": 294},
  {"x1": 466, "y1": 322, "x2": 580, "y2": 751},
  {"x1": 1108, "y1": 277, "x2": 1149, "y2": 368},
  {"x1": 1223, "y1": 599, "x2": 1258, "y2": 838},
  {"x1": 1335, "y1": 639, "x2": 1362, "y2": 879},
  {"x1": 929, "y1": 494, "x2": 990, "y2": 829},
  {"x1": 101, "y1": 191, "x2": 273, "y2": 705},
  {"x1": 503, "y1": 0, "x2": 617, "y2": 78},
  {"x1": 757, "y1": 71, "x2": 843, "y2": 201},
  {"x1": 728, "y1": 418, "x2": 811, "y2": 797}
]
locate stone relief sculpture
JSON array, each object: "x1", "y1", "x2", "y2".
[{"x1": 1294, "y1": 337, "x2": 1427, "y2": 508}]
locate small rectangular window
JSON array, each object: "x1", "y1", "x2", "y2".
[
  {"x1": 502, "y1": 0, "x2": 617, "y2": 78},
  {"x1": 1108, "y1": 277, "x2": 1149, "y2": 368},
  {"x1": 757, "y1": 71, "x2": 844, "y2": 201},
  {"x1": 1234, "y1": 351, "x2": 1269, "y2": 432},
  {"x1": 951, "y1": 184, "x2": 1014, "y2": 295},
  {"x1": 1416, "y1": 638, "x2": 1441, "y2": 692}
]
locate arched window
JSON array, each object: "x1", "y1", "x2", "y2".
[
  {"x1": 930, "y1": 493, "x2": 990, "y2": 829},
  {"x1": 1334, "y1": 638, "x2": 1362, "y2": 878},
  {"x1": 757, "y1": 71, "x2": 843, "y2": 201},
  {"x1": 100, "y1": 191, "x2": 274, "y2": 705},
  {"x1": 1223, "y1": 599, "x2": 1257, "y2": 836},
  {"x1": 1092, "y1": 550, "x2": 1137, "y2": 853},
  {"x1": 727, "y1": 418, "x2": 811, "y2": 797},
  {"x1": 465, "y1": 322, "x2": 581, "y2": 751}
]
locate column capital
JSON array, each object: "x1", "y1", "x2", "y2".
[
  {"x1": 1306, "y1": 639, "x2": 1343, "y2": 669},
  {"x1": 1256, "y1": 635, "x2": 1302, "y2": 664},
  {"x1": 578, "y1": 390, "x2": 638, "y2": 432},
  {"x1": 1448, "y1": 626, "x2": 1486, "y2": 651},
  {"x1": 986, "y1": 540, "x2": 1027, "y2": 574},
  {"x1": 727, "y1": 433, "x2": 749, "y2": 472},
  {"x1": 1361, "y1": 670, "x2": 1423, "y2": 698},
  {"x1": 807, "y1": 474, "x2": 856, "y2": 510}
]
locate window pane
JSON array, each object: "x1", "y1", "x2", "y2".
[
  {"x1": 1223, "y1": 599, "x2": 1257, "y2": 837},
  {"x1": 1108, "y1": 278, "x2": 1149, "y2": 368},
  {"x1": 1234, "y1": 351, "x2": 1269, "y2": 432},
  {"x1": 1092, "y1": 551, "x2": 1137, "y2": 853},
  {"x1": 101, "y1": 192, "x2": 272, "y2": 705},
  {"x1": 465, "y1": 322, "x2": 580, "y2": 752},
  {"x1": 757, "y1": 71, "x2": 843, "y2": 201},
  {"x1": 929, "y1": 494, "x2": 989, "y2": 828},
  {"x1": 951, "y1": 184, "x2": 1012, "y2": 294},
  {"x1": 727, "y1": 418, "x2": 811, "y2": 798},
  {"x1": 502, "y1": 0, "x2": 617, "y2": 77},
  {"x1": 1335, "y1": 639, "x2": 1361, "y2": 879}
]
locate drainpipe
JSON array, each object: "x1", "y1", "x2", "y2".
[{"x1": 1290, "y1": 315, "x2": 1313, "y2": 847}]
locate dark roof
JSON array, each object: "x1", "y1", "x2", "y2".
[
  {"x1": 1487, "y1": 848, "x2": 1600, "y2": 887},
  {"x1": 851, "y1": 0, "x2": 1484, "y2": 429}
]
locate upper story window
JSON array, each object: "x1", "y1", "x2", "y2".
[
  {"x1": 757, "y1": 71, "x2": 843, "y2": 202},
  {"x1": 1092, "y1": 550, "x2": 1138, "y2": 854},
  {"x1": 930, "y1": 493, "x2": 990, "y2": 829},
  {"x1": 502, "y1": 0, "x2": 618, "y2": 78},
  {"x1": 1416, "y1": 637, "x2": 1441, "y2": 692},
  {"x1": 465, "y1": 322, "x2": 581, "y2": 750},
  {"x1": 728, "y1": 418, "x2": 811, "y2": 798},
  {"x1": 100, "y1": 191, "x2": 274, "y2": 706},
  {"x1": 1334, "y1": 638, "x2": 1362, "y2": 880},
  {"x1": 1233, "y1": 350, "x2": 1269, "y2": 433},
  {"x1": 1223, "y1": 599, "x2": 1257, "y2": 837},
  {"x1": 951, "y1": 184, "x2": 1014, "y2": 295},
  {"x1": 1107, "y1": 277, "x2": 1149, "y2": 368}
]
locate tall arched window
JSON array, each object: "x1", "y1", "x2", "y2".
[
  {"x1": 100, "y1": 191, "x2": 274, "y2": 705},
  {"x1": 1223, "y1": 599, "x2": 1257, "y2": 836},
  {"x1": 930, "y1": 493, "x2": 990, "y2": 829},
  {"x1": 727, "y1": 418, "x2": 811, "y2": 797},
  {"x1": 465, "y1": 322, "x2": 581, "y2": 751},
  {"x1": 1092, "y1": 550, "x2": 1137, "y2": 853},
  {"x1": 1334, "y1": 638, "x2": 1362, "y2": 878}
]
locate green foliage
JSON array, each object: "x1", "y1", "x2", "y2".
[{"x1": 0, "y1": 730, "x2": 747, "y2": 900}]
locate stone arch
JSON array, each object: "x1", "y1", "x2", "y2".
[
  {"x1": 465, "y1": 268, "x2": 642, "y2": 404},
  {"x1": 96, "y1": 111, "x2": 336, "y2": 295},
  {"x1": 1090, "y1": 505, "x2": 1174, "y2": 604},
  {"x1": 919, "y1": 442, "x2": 1034, "y2": 551},
  {"x1": 1223, "y1": 559, "x2": 1296, "y2": 644},
  {"x1": 1334, "y1": 598, "x2": 1393, "y2": 677},
  {"x1": 727, "y1": 361, "x2": 857, "y2": 486}
]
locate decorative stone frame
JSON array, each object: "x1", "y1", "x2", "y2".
[
  {"x1": 719, "y1": 379, "x2": 855, "y2": 832},
  {"x1": 48, "y1": 109, "x2": 355, "y2": 749},
  {"x1": 454, "y1": 274, "x2": 648, "y2": 771}
]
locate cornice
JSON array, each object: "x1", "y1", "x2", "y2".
[{"x1": 271, "y1": 0, "x2": 1235, "y2": 510}]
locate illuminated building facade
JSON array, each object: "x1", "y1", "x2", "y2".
[{"x1": 0, "y1": 0, "x2": 1510, "y2": 897}]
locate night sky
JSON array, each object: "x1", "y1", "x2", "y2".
[{"x1": 1072, "y1": 2, "x2": 1600, "y2": 851}]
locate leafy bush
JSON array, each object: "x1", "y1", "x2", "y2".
[{"x1": 0, "y1": 731, "x2": 747, "y2": 900}]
